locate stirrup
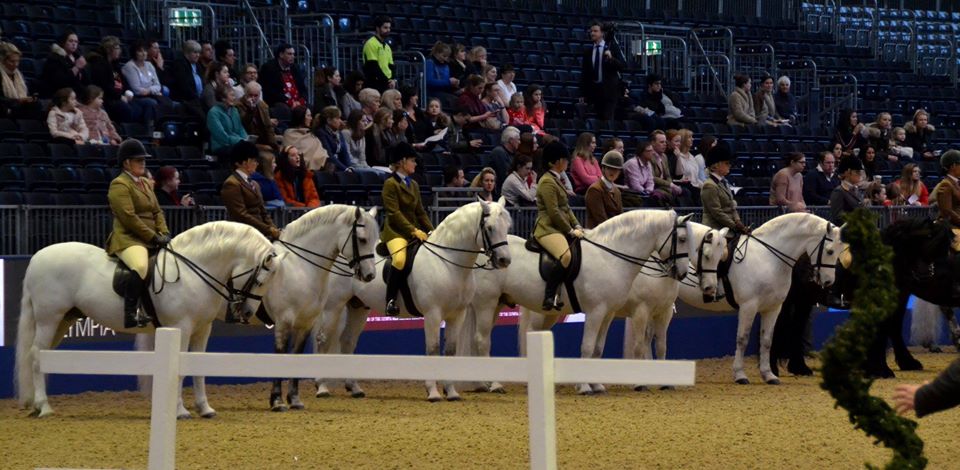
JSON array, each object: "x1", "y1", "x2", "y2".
[{"x1": 385, "y1": 299, "x2": 401, "y2": 316}]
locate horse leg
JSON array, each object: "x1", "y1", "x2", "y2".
[
  {"x1": 893, "y1": 296, "x2": 923, "y2": 371},
  {"x1": 577, "y1": 308, "x2": 607, "y2": 395},
  {"x1": 286, "y1": 328, "x2": 309, "y2": 410},
  {"x1": 340, "y1": 305, "x2": 369, "y2": 398},
  {"x1": 313, "y1": 304, "x2": 344, "y2": 398},
  {"x1": 519, "y1": 307, "x2": 554, "y2": 356},
  {"x1": 442, "y1": 313, "x2": 465, "y2": 401},
  {"x1": 175, "y1": 328, "x2": 193, "y2": 419},
  {"x1": 423, "y1": 313, "x2": 444, "y2": 402},
  {"x1": 467, "y1": 300, "x2": 503, "y2": 393},
  {"x1": 270, "y1": 323, "x2": 289, "y2": 412},
  {"x1": 588, "y1": 313, "x2": 616, "y2": 394},
  {"x1": 629, "y1": 308, "x2": 653, "y2": 391},
  {"x1": 28, "y1": 319, "x2": 61, "y2": 417},
  {"x1": 732, "y1": 306, "x2": 757, "y2": 384},
  {"x1": 944, "y1": 306, "x2": 960, "y2": 350},
  {"x1": 188, "y1": 323, "x2": 217, "y2": 418},
  {"x1": 655, "y1": 305, "x2": 676, "y2": 390},
  {"x1": 758, "y1": 308, "x2": 782, "y2": 385}
]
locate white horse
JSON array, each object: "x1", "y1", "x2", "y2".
[
  {"x1": 313, "y1": 200, "x2": 513, "y2": 402},
  {"x1": 16, "y1": 221, "x2": 283, "y2": 418},
  {"x1": 468, "y1": 210, "x2": 696, "y2": 395},
  {"x1": 262, "y1": 205, "x2": 379, "y2": 411}
]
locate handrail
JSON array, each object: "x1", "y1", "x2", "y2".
[
  {"x1": 126, "y1": 0, "x2": 148, "y2": 35},
  {"x1": 689, "y1": 31, "x2": 728, "y2": 96},
  {"x1": 393, "y1": 50, "x2": 428, "y2": 108},
  {"x1": 240, "y1": 0, "x2": 273, "y2": 53}
]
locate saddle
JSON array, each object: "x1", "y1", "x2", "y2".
[
  {"x1": 525, "y1": 237, "x2": 584, "y2": 313},
  {"x1": 111, "y1": 253, "x2": 161, "y2": 327},
  {"x1": 713, "y1": 233, "x2": 741, "y2": 309},
  {"x1": 377, "y1": 241, "x2": 424, "y2": 317}
]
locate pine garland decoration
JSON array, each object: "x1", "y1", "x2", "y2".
[{"x1": 819, "y1": 209, "x2": 927, "y2": 469}]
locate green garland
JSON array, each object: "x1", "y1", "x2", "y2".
[{"x1": 819, "y1": 209, "x2": 927, "y2": 469}]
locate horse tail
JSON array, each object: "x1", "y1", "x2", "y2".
[
  {"x1": 910, "y1": 298, "x2": 942, "y2": 347},
  {"x1": 15, "y1": 286, "x2": 37, "y2": 407},
  {"x1": 134, "y1": 333, "x2": 155, "y2": 396}
]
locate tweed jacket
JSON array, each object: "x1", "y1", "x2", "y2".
[
  {"x1": 237, "y1": 100, "x2": 279, "y2": 151},
  {"x1": 584, "y1": 179, "x2": 622, "y2": 229},
  {"x1": 380, "y1": 173, "x2": 433, "y2": 242},
  {"x1": 106, "y1": 172, "x2": 168, "y2": 255},
  {"x1": 726, "y1": 87, "x2": 757, "y2": 126},
  {"x1": 221, "y1": 172, "x2": 277, "y2": 237},
  {"x1": 534, "y1": 171, "x2": 580, "y2": 238},
  {"x1": 700, "y1": 174, "x2": 742, "y2": 231},
  {"x1": 933, "y1": 176, "x2": 960, "y2": 228}
]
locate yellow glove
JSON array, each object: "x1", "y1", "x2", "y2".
[
  {"x1": 413, "y1": 229, "x2": 429, "y2": 242},
  {"x1": 570, "y1": 228, "x2": 584, "y2": 239}
]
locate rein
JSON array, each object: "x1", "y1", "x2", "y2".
[
  {"x1": 581, "y1": 217, "x2": 689, "y2": 278},
  {"x1": 154, "y1": 245, "x2": 272, "y2": 305},
  {"x1": 420, "y1": 202, "x2": 508, "y2": 270},
  {"x1": 733, "y1": 222, "x2": 836, "y2": 278},
  {"x1": 275, "y1": 207, "x2": 374, "y2": 278}
]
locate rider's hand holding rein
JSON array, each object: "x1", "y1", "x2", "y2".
[
  {"x1": 413, "y1": 229, "x2": 429, "y2": 242},
  {"x1": 570, "y1": 227, "x2": 585, "y2": 239}
]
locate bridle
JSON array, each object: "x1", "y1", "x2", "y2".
[
  {"x1": 809, "y1": 222, "x2": 838, "y2": 285},
  {"x1": 732, "y1": 222, "x2": 837, "y2": 286},
  {"x1": 581, "y1": 216, "x2": 688, "y2": 281},
  {"x1": 657, "y1": 217, "x2": 690, "y2": 280},
  {"x1": 420, "y1": 202, "x2": 509, "y2": 270},
  {"x1": 276, "y1": 207, "x2": 375, "y2": 278}
]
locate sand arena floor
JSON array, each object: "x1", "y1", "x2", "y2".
[{"x1": 3, "y1": 350, "x2": 960, "y2": 469}]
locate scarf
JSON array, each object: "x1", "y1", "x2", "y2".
[{"x1": 1, "y1": 67, "x2": 28, "y2": 100}]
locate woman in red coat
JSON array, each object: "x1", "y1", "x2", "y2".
[{"x1": 275, "y1": 145, "x2": 321, "y2": 207}]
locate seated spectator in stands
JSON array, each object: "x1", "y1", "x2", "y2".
[
  {"x1": 358, "y1": 87, "x2": 381, "y2": 128},
  {"x1": 803, "y1": 151, "x2": 839, "y2": 206},
  {"x1": 470, "y1": 167, "x2": 497, "y2": 202},
  {"x1": 866, "y1": 112, "x2": 897, "y2": 164},
  {"x1": 466, "y1": 46, "x2": 489, "y2": 78},
  {"x1": 315, "y1": 67, "x2": 341, "y2": 111},
  {"x1": 727, "y1": 73, "x2": 757, "y2": 127},
  {"x1": 650, "y1": 130, "x2": 686, "y2": 205},
  {"x1": 239, "y1": 63, "x2": 259, "y2": 88},
  {"x1": 339, "y1": 110, "x2": 367, "y2": 169},
  {"x1": 674, "y1": 129, "x2": 706, "y2": 200},
  {"x1": 489, "y1": 126, "x2": 520, "y2": 190},
  {"x1": 238, "y1": 81, "x2": 279, "y2": 172},
  {"x1": 47, "y1": 87, "x2": 88, "y2": 145},
  {"x1": 444, "y1": 165, "x2": 467, "y2": 187},
  {"x1": 168, "y1": 40, "x2": 205, "y2": 117},
  {"x1": 40, "y1": 31, "x2": 88, "y2": 99},
  {"x1": 501, "y1": 153, "x2": 537, "y2": 206},
  {"x1": 275, "y1": 145, "x2": 320, "y2": 208},
  {"x1": 78, "y1": 85, "x2": 121, "y2": 146},
  {"x1": 365, "y1": 108, "x2": 394, "y2": 167},
  {"x1": 603, "y1": 137, "x2": 624, "y2": 156},
  {"x1": 496, "y1": 64, "x2": 518, "y2": 100},
  {"x1": 570, "y1": 132, "x2": 601, "y2": 194},
  {"x1": 524, "y1": 84, "x2": 548, "y2": 133},
  {"x1": 154, "y1": 166, "x2": 195, "y2": 207},
  {"x1": 381, "y1": 89, "x2": 402, "y2": 111},
  {"x1": 251, "y1": 157, "x2": 285, "y2": 209},
  {"x1": 892, "y1": 163, "x2": 929, "y2": 206},
  {"x1": 400, "y1": 86, "x2": 426, "y2": 140},
  {"x1": 122, "y1": 40, "x2": 168, "y2": 102},
  {"x1": 774, "y1": 75, "x2": 798, "y2": 124},
  {"x1": 769, "y1": 152, "x2": 807, "y2": 212},
  {"x1": 867, "y1": 181, "x2": 892, "y2": 207},
  {"x1": 87, "y1": 36, "x2": 159, "y2": 130},
  {"x1": 202, "y1": 62, "x2": 244, "y2": 110},
  {"x1": 386, "y1": 109, "x2": 410, "y2": 148},
  {"x1": 637, "y1": 74, "x2": 683, "y2": 129},
  {"x1": 339, "y1": 71, "x2": 365, "y2": 119},
  {"x1": 834, "y1": 108, "x2": 868, "y2": 158},
  {"x1": 260, "y1": 43, "x2": 307, "y2": 112},
  {"x1": 585, "y1": 151, "x2": 624, "y2": 228},
  {"x1": 507, "y1": 93, "x2": 535, "y2": 134},
  {"x1": 447, "y1": 106, "x2": 483, "y2": 154},
  {"x1": 283, "y1": 106, "x2": 329, "y2": 172},
  {"x1": 0, "y1": 42, "x2": 42, "y2": 119},
  {"x1": 457, "y1": 75, "x2": 496, "y2": 129},
  {"x1": 207, "y1": 85, "x2": 247, "y2": 160},
  {"x1": 905, "y1": 109, "x2": 936, "y2": 160},
  {"x1": 362, "y1": 16, "x2": 396, "y2": 92},
  {"x1": 450, "y1": 44, "x2": 468, "y2": 86},
  {"x1": 199, "y1": 41, "x2": 214, "y2": 74},
  {"x1": 889, "y1": 126, "x2": 914, "y2": 162},
  {"x1": 754, "y1": 75, "x2": 786, "y2": 126},
  {"x1": 482, "y1": 64, "x2": 498, "y2": 86},
  {"x1": 623, "y1": 140, "x2": 670, "y2": 205},
  {"x1": 861, "y1": 144, "x2": 883, "y2": 180},
  {"x1": 146, "y1": 39, "x2": 167, "y2": 86},
  {"x1": 314, "y1": 105, "x2": 353, "y2": 171},
  {"x1": 426, "y1": 42, "x2": 459, "y2": 102},
  {"x1": 421, "y1": 97, "x2": 451, "y2": 142},
  {"x1": 694, "y1": 134, "x2": 716, "y2": 167},
  {"x1": 665, "y1": 128, "x2": 682, "y2": 177},
  {"x1": 213, "y1": 40, "x2": 238, "y2": 81},
  {"x1": 482, "y1": 83, "x2": 508, "y2": 128}
]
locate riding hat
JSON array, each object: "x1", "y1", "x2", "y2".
[
  {"x1": 600, "y1": 150, "x2": 624, "y2": 169},
  {"x1": 388, "y1": 142, "x2": 419, "y2": 164},
  {"x1": 116, "y1": 138, "x2": 151, "y2": 166},
  {"x1": 704, "y1": 141, "x2": 735, "y2": 168},
  {"x1": 226, "y1": 140, "x2": 260, "y2": 167},
  {"x1": 837, "y1": 156, "x2": 863, "y2": 174},
  {"x1": 940, "y1": 149, "x2": 960, "y2": 170},
  {"x1": 542, "y1": 141, "x2": 570, "y2": 166}
]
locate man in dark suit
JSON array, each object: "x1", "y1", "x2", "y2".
[
  {"x1": 579, "y1": 20, "x2": 624, "y2": 121},
  {"x1": 220, "y1": 141, "x2": 281, "y2": 242},
  {"x1": 167, "y1": 40, "x2": 205, "y2": 118},
  {"x1": 803, "y1": 151, "x2": 840, "y2": 206}
]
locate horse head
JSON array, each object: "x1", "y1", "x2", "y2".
[
  {"x1": 657, "y1": 213, "x2": 693, "y2": 281},
  {"x1": 228, "y1": 248, "x2": 287, "y2": 322},
  {"x1": 693, "y1": 225, "x2": 727, "y2": 300},
  {"x1": 480, "y1": 198, "x2": 513, "y2": 269},
  {"x1": 809, "y1": 220, "x2": 843, "y2": 289},
  {"x1": 343, "y1": 207, "x2": 380, "y2": 282}
]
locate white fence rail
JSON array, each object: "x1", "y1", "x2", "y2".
[{"x1": 39, "y1": 328, "x2": 695, "y2": 470}]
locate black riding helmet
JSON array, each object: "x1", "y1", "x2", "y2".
[{"x1": 116, "y1": 138, "x2": 151, "y2": 167}]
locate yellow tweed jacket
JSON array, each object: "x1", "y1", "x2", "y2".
[
  {"x1": 534, "y1": 171, "x2": 580, "y2": 238},
  {"x1": 381, "y1": 173, "x2": 433, "y2": 242},
  {"x1": 106, "y1": 172, "x2": 168, "y2": 255}
]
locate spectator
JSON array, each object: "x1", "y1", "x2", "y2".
[
  {"x1": 570, "y1": 132, "x2": 601, "y2": 194},
  {"x1": 774, "y1": 75, "x2": 798, "y2": 124},
  {"x1": 585, "y1": 151, "x2": 624, "y2": 228},
  {"x1": 207, "y1": 85, "x2": 247, "y2": 160},
  {"x1": 866, "y1": 112, "x2": 897, "y2": 164},
  {"x1": 695, "y1": 135, "x2": 717, "y2": 164},
  {"x1": 239, "y1": 63, "x2": 259, "y2": 87},
  {"x1": 198, "y1": 41, "x2": 214, "y2": 74},
  {"x1": 892, "y1": 163, "x2": 929, "y2": 206},
  {"x1": 650, "y1": 130, "x2": 686, "y2": 205},
  {"x1": 169, "y1": 40, "x2": 204, "y2": 103},
  {"x1": 419, "y1": 97, "x2": 450, "y2": 143},
  {"x1": 501, "y1": 153, "x2": 537, "y2": 206},
  {"x1": 603, "y1": 137, "x2": 625, "y2": 155},
  {"x1": 358, "y1": 87, "x2": 381, "y2": 128},
  {"x1": 443, "y1": 164, "x2": 467, "y2": 187},
  {"x1": 39, "y1": 31, "x2": 88, "y2": 99},
  {"x1": 727, "y1": 73, "x2": 757, "y2": 127},
  {"x1": 221, "y1": 140, "x2": 282, "y2": 240},
  {"x1": 834, "y1": 109, "x2": 868, "y2": 158},
  {"x1": 259, "y1": 43, "x2": 307, "y2": 112},
  {"x1": 889, "y1": 126, "x2": 914, "y2": 162},
  {"x1": 488, "y1": 126, "x2": 521, "y2": 190},
  {"x1": 365, "y1": 108, "x2": 394, "y2": 167},
  {"x1": 867, "y1": 181, "x2": 892, "y2": 207},
  {"x1": 905, "y1": 109, "x2": 936, "y2": 160},
  {"x1": 425, "y1": 42, "x2": 458, "y2": 101},
  {"x1": 803, "y1": 151, "x2": 840, "y2": 206},
  {"x1": 829, "y1": 156, "x2": 866, "y2": 224},
  {"x1": 122, "y1": 40, "x2": 168, "y2": 102},
  {"x1": 0, "y1": 42, "x2": 42, "y2": 119},
  {"x1": 341, "y1": 110, "x2": 370, "y2": 170},
  {"x1": 496, "y1": 64, "x2": 518, "y2": 100},
  {"x1": 339, "y1": 71, "x2": 365, "y2": 118},
  {"x1": 381, "y1": 88, "x2": 402, "y2": 111},
  {"x1": 202, "y1": 61, "x2": 243, "y2": 110},
  {"x1": 154, "y1": 166, "x2": 195, "y2": 206},
  {"x1": 447, "y1": 106, "x2": 483, "y2": 154},
  {"x1": 87, "y1": 36, "x2": 159, "y2": 130},
  {"x1": 449, "y1": 44, "x2": 468, "y2": 85},
  {"x1": 754, "y1": 75, "x2": 785, "y2": 126},
  {"x1": 362, "y1": 16, "x2": 396, "y2": 92},
  {"x1": 146, "y1": 39, "x2": 167, "y2": 85},
  {"x1": 386, "y1": 109, "x2": 409, "y2": 148},
  {"x1": 518, "y1": 132, "x2": 539, "y2": 158},
  {"x1": 831, "y1": 141, "x2": 843, "y2": 161},
  {"x1": 283, "y1": 106, "x2": 330, "y2": 172},
  {"x1": 466, "y1": 46, "x2": 489, "y2": 77},
  {"x1": 482, "y1": 83, "x2": 508, "y2": 128},
  {"x1": 457, "y1": 74, "x2": 496, "y2": 129},
  {"x1": 861, "y1": 144, "x2": 881, "y2": 180},
  {"x1": 623, "y1": 140, "x2": 670, "y2": 205},
  {"x1": 213, "y1": 40, "x2": 238, "y2": 80},
  {"x1": 524, "y1": 84, "x2": 548, "y2": 133},
  {"x1": 275, "y1": 145, "x2": 320, "y2": 208},
  {"x1": 315, "y1": 67, "x2": 341, "y2": 111},
  {"x1": 78, "y1": 85, "x2": 121, "y2": 146},
  {"x1": 580, "y1": 20, "x2": 623, "y2": 120},
  {"x1": 470, "y1": 167, "x2": 497, "y2": 202},
  {"x1": 46, "y1": 87, "x2": 88, "y2": 145},
  {"x1": 636, "y1": 74, "x2": 683, "y2": 130},
  {"x1": 665, "y1": 128, "x2": 682, "y2": 178},
  {"x1": 769, "y1": 152, "x2": 807, "y2": 212},
  {"x1": 400, "y1": 86, "x2": 426, "y2": 140},
  {"x1": 237, "y1": 81, "x2": 280, "y2": 172},
  {"x1": 250, "y1": 157, "x2": 285, "y2": 209},
  {"x1": 507, "y1": 92, "x2": 536, "y2": 134},
  {"x1": 482, "y1": 64, "x2": 498, "y2": 86},
  {"x1": 314, "y1": 105, "x2": 353, "y2": 171},
  {"x1": 674, "y1": 129, "x2": 706, "y2": 199}
]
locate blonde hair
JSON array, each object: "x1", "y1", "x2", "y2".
[
  {"x1": 358, "y1": 88, "x2": 381, "y2": 108},
  {"x1": 381, "y1": 89, "x2": 402, "y2": 111},
  {"x1": 470, "y1": 167, "x2": 496, "y2": 188},
  {"x1": 677, "y1": 129, "x2": 694, "y2": 153}
]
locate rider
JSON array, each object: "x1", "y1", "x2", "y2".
[
  {"x1": 106, "y1": 138, "x2": 170, "y2": 328},
  {"x1": 701, "y1": 141, "x2": 749, "y2": 235},
  {"x1": 534, "y1": 141, "x2": 584, "y2": 311},
  {"x1": 221, "y1": 140, "x2": 282, "y2": 240},
  {"x1": 932, "y1": 149, "x2": 960, "y2": 298},
  {"x1": 381, "y1": 141, "x2": 434, "y2": 316}
]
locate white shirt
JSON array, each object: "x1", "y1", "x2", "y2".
[{"x1": 496, "y1": 79, "x2": 517, "y2": 100}]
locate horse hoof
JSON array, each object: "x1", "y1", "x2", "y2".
[
  {"x1": 659, "y1": 385, "x2": 675, "y2": 391},
  {"x1": 177, "y1": 413, "x2": 193, "y2": 420},
  {"x1": 490, "y1": 386, "x2": 507, "y2": 394},
  {"x1": 200, "y1": 411, "x2": 217, "y2": 419},
  {"x1": 787, "y1": 364, "x2": 814, "y2": 376},
  {"x1": 766, "y1": 378, "x2": 781, "y2": 385},
  {"x1": 735, "y1": 378, "x2": 750, "y2": 385},
  {"x1": 446, "y1": 395, "x2": 462, "y2": 402},
  {"x1": 928, "y1": 346, "x2": 943, "y2": 353},
  {"x1": 866, "y1": 367, "x2": 896, "y2": 379},
  {"x1": 316, "y1": 391, "x2": 331, "y2": 398},
  {"x1": 897, "y1": 359, "x2": 924, "y2": 371},
  {"x1": 634, "y1": 385, "x2": 649, "y2": 392},
  {"x1": 577, "y1": 389, "x2": 594, "y2": 396},
  {"x1": 350, "y1": 391, "x2": 366, "y2": 399},
  {"x1": 289, "y1": 403, "x2": 305, "y2": 410},
  {"x1": 271, "y1": 404, "x2": 288, "y2": 412},
  {"x1": 427, "y1": 395, "x2": 443, "y2": 403}
]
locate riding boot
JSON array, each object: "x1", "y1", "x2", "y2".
[
  {"x1": 384, "y1": 267, "x2": 402, "y2": 316},
  {"x1": 123, "y1": 273, "x2": 150, "y2": 329},
  {"x1": 542, "y1": 274, "x2": 564, "y2": 311}
]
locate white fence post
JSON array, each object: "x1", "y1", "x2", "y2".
[
  {"x1": 526, "y1": 332, "x2": 557, "y2": 470},
  {"x1": 148, "y1": 328, "x2": 181, "y2": 470}
]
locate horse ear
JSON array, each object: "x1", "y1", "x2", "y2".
[
  {"x1": 368, "y1": 206, "x2": 378, "y2": 218},
  {"x1": 718, "y1": 227, "x2": 729, "y2": 240},
  {"x1": 679, "y1": 213, "x2": 694, "y2": 224},
  {"x1": 476, "y1": 195, "x2": 485, "y2": 203},
  {"x1": 497, "y1": 196, "x2": 507, "y2": 207},
  {"x1": 704, "y1": 231, "x2": 714, "y2": 243}
]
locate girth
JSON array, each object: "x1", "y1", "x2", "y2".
[{"x1": 526, "y1": 237, "x2": 584, "y2": 313}]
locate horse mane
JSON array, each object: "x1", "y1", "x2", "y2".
[
  {"x1": 281, "y1": 204, "x2": 356, "y2": 241},
  {"x1": 170, "y1": 221, "x2": 272, "y2": 260},
  {"x1": 883, "y1": 217, "x2": 951, "y2": 259},
  {"x1": 751, "y1": 212, "x2": 827, "y2": 237},
  {"x1": 431, "y1": 202, "x2": 482, "y2": 243},
  {"x1": 588, "y1": 209, "x2": 674, "y2": 244}
]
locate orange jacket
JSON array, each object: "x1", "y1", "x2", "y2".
[{"x1": 274, "y1": 168, "x2": 321, "y2": 207}]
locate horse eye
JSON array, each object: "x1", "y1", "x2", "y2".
[
  {"x1": 359, "y1": 238, "x2": 367, "y2": 244},
  {"x1": 827, "y1": 249, "x2": 834, "y2": 256}
]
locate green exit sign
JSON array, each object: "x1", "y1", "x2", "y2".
[
  {"x1": 645, "y1": 39, "x2": 662, "y2": 56},
  {"x1": 169, "y1": 8, "x2": 202, "y2": 27}
]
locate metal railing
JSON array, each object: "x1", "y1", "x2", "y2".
[
  {"x1": 800, "y1": 0, "x2": 837, "y2": 34},
  {"x1": 287, "y1": 13, "x2": 338, "y2": 105},
  {"x1": 690, "y1": 27, "x2": 734, "y2": 97},
  {"x1": 733, "y1": 43, "x2": 777, "y2": 81},
  {"x1": 818, "y1": 73, "x2": 858, "y2": 131},
  {"x1": 393, "y1": 51, "x2": 428, "y2": 105},
  {"x1": 616, "y1": 23, "x2": 691, "y2": 91},
  {"x1": 333, "y1": 32, "x2": 371, "y2": 79}
]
